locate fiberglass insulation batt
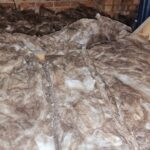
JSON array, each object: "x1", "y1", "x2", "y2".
[{"x1": 0, "y1": 14, "x2": 150, "y2": 150}]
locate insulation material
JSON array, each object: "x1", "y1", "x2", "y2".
[
  {"x1": 0, "y1": 5, "x2": 99, "y2": 36},
  {"x1": 0, "y1": 14, "x2": 150, "y2": 150}
]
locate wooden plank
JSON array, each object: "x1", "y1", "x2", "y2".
[{"x1": 133, "y1": 17, "x2": 150, "y2": 41}]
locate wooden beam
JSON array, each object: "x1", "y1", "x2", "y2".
[{"x1": 133, "y1": 17, "x2": 150, "y2": 41}]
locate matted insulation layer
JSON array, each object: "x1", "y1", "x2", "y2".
[{"x1": 0, "y1": 14, "x2": 150, "y2": 150}]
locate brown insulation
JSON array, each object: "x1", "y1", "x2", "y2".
[
  {"x1": 0, "y1": 14, "x2": 150, "y2": 150},
  {"x1": 0, "y1": 5, "x2": 99, "y2": 36}
]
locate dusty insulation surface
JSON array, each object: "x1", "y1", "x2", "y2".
[
  {"x1": 0, "y1": 5, "x2": 99, "y2": 36},
  {"x1": 0, "y1": 14, "x2": 150, "y2": 150}
]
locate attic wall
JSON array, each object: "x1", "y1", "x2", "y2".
[
  {"x1": 0, "y1": 0, "x2": 96, "y2": 10},
  {"x1": 98, "y1": 0, "x2": 140, "y2": 17},
  {"x1": 0, "y1": 0, "x2": 140, "y2": 18}
]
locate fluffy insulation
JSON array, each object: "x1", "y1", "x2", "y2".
[{"x1": 0, "y1": 15, "x2": 150, "y2": 150}]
